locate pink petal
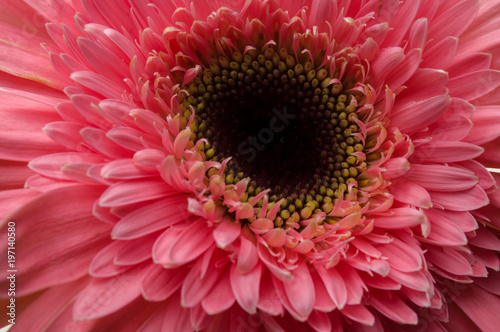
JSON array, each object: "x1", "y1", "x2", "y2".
[
  {"x1": 466, "y1": 106, "x2": 500, "y2": 145},
  {"x1": 421, "y1": 36, "x2": 457, "y2": 69},
  {"x1": 368, "y1": 290, "x2": 417, "y2": 324},
  {"x1": 411, "y1": 141, "x2": 484, "y2": 163},
  {"x1": 107, "y1": 126, "x2": 163, "y2": 151},
  {"x1": 237, "y1": 232, "x2": 259, "y2": 274},
  {"x1": 475, "y1": 270, "x2": 500, "y2": 296},
  {"x1": 101, "y1": 159, "x2": 158, "y2": 179},
  {"x1": 0, "y1": 128, "x2": 66, "y2": 162},
  {"x1": 341, "y1": 304, "x2": 375, "y2": 326},
  {"x1": 100, "y1": 179, "x2": 175, "y2": 207},
  {"x1": 377, "y1": 237, "x2": 423, "y2": 272},
  {"x1": 393, "y1": 69, "x2": 448, "y2": 106},
  {"x1": 71, "y1": 70, "x2": 126, "y2": 99},
  {"x1": 372, "y1": 207, "x2": 427, "y2": 230},
  {"x1": 28, "y1": 152, "x2": 105, "y2": 180},
  {"x1": 141, "y1": 264, "x2": 188, "y2": 302},
  {"x1": 307, "y1": 310, "x2": 332, "y2": 332},
  {"x1": 114, "y1": 233, "x2": 157, "y2": 265},
  {"x1": 389, "y1": 180, "x2": 432, "y2": 208},
  {"x1": 424, "y1": 113, "x2": 473, "y2": 141},
  {"x1": 455, "y1": 285, "x2": 500, "y2": 332},
  {"x1": 370, "y1": 47, "x2": 405, "y2": 88},
  {"x1": 0, "y1": 185, "x2": 111, "y2": 296},
  {"x1": 230, "y1": 262, "x2": 262, "y2": 314},
  {"x1": 362, "y1": 274, "x2": 401, "y2": 291},
  {"x1": 390, "y1": 95, "x2": 451, "y2": 134},
  {"x1": 12, "y1": 278, "x2": 88, "y2": 331},
  {"x1": 0, "y1": 161, "x2": 33, "y2": 190},
  {"x1": 407, "y1": 164, "x2": 478, "y2": 192},
  {"x1": 161, "y1": 293, "x2": 192, "y2": 332},
  {"x1": 90, "y1": 241, "x2": 130, "y2": 277},
  {"x1": 447, "y1": 52, "x2": 492, "y2": 80},
  {"x1": 448, "y1": 70, "x2": 500, "y2": 101},
  {"x1": 80, "y1": 127, "x2": 132, "y2": 159},
  {"x1": 0, "y1": 188, "x2": 39, "y2": 221},
  {"x1": 311, "y1": 269, "x2": 335, "y2": 311},
  {"x1": 283, "y1": 259, "x2": 315, "y2": 319},
  {"x1": 315, "y1": 265, "x2": 347, "y2": 310},
  {"x1": 387, "y1": 269, "x2": 430, "y2": 292},
  {"x1": 382, "y1": 157, "x2": 410, "y2": 179},
  {"x1": 467, "y1": 226, "x2": 500, "y2": 250},
  {"x1": 213, "y1": 216, "x2": 241, "y2": 249},
  {"x1": 164, "y1": 218, "x2": 214, "y2": 265},
  {"x1": 262, "y1": 228, "x2": 287, "y2": 247},
  {"x1": 429, "y1": 185, "x2": 489, "y2": 211},
  {"x1": 201, "y1": 272, "x2": 236, "y2": 315},
  {"x1": 430, "y1": 209, "x2": 478, "y2": 232},
  {"x1": 424, "y1": 210, "x2": 468, "y2": 246},
  {"x1": 258, "y1": 270, "x2": 285, "y2": 316},
  {"x1": 426, "y1": 247, "x2": 472, "y2": 275},
  {"x1": 181, "y1": 257, "x2": 224, "y2": 307},
  {"x1": 427, "y1": 0, "x2": 480, "y2": 42},
  {"x1": 386, "y1": 49, "x2": 422, "y2": 91},
  {"x1": 352, "y1": 237, "x2": 382, "y2": 258},
  {"x1": 257, "y1": 243, "x2": 292, "y2": 281},
  {"x1": 73, "y1": 264, "x2": 148, "y2": 320},
  {"x1": 111, "y1": 195, "x2": 190, "y2": 239}
]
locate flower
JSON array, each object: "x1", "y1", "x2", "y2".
[{"x1": 1, "y1": 0, "x2": 500, "y2": 331}]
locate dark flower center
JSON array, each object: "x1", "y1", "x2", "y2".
[{"x1": 182, "y1": 47, "x2": 364, "y2": 222}]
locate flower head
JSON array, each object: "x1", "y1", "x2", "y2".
[{"x1": 1, "y1": 0, "x2": 500, "y2": 331}]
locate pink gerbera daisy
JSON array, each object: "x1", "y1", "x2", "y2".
[{"x1": 1, "y1": 0, "x2": 500, "y2": 331}]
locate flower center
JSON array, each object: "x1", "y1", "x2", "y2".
[{"x1": 183, "y1": 47, "x2": 365, "y2": 223}]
